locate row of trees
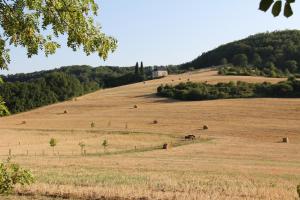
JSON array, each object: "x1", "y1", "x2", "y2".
[
  {"x1": 134, "y1": 62, "x2": 146, "y2": 81},
  {"x1": 0, "y1": 65, "x2": 152, "y2": 114},
  {"x1": 157, "y1": 77, "x2": 300, "y2": 101},
  {"x1": 218, "y1": 64, "x2": 300, "y2": 78}
]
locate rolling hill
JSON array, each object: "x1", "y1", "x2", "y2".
[
  {"x1": 1, "y1": 69, "x2": 300, "y2": 199},
  {"x1": 180, "y1": 30, "x2": 300, "y2": 75}
]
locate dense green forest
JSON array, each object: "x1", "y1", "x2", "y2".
[
  {"x1": 157, "y1": 78, "x2": 300, "y2": 101},
  {"x1": 180, "y1": 30, "x2": 300, "y2": 77},
  {"x1": 0, "y1": 65, "x2": 151, "y2": 114}
]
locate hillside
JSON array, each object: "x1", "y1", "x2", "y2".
[
  {"x1": 0, "y1": 70, "x2": 300, "y2": 199},
  {"x1": 0, "y1": 65, "x2": 151, "y2": 114},
  {"x1": 180, "y1": 30, "x2": 300, "y2": 75}
]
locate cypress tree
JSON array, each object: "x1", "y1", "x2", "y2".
[
  {"x1": 140, "y1": 62, "x2": 145, "y2": 78},
  {"x1": 135, "y1": 62, "x2": 139, "y2": 76}
]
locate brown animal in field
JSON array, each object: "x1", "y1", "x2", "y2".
[
  {"x1": 185, "y1": 135, "x2": 196, "y2": 140},
  {"x1": 163, "y1": 143, "x2": 168, "y2": 149}
]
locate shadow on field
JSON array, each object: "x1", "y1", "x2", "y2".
[{"x1": 134, "y1": 93, "x2": 179, "y2": 103}]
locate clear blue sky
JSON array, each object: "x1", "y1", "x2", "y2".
[{"x1": 2, "y1": 0, "x2": 300, "y2": 75}]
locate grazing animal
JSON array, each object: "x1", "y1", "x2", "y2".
[
  {"x1": 185, "y1": 135, "x2": 196, "y2": 140},
  {"x1": 163, "y1": 143, "x2": 168, "y2": 149}
]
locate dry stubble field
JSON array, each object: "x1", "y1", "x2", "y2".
[{"x1": 0, "y1": 70, "x2": 300, "y2": 200}]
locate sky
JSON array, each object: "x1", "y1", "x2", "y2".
[{"x1": 2, "y1": 0, "x2": 300, "y2": 75}]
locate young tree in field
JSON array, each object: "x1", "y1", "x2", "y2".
[
  {"x1": 102, "y1": 139, "x2": 108, "y2": 152},
  {"x1": 49, "y1": 138, "x2": 57, "y2": 154},
  {"x1": 78, "y1": 142, "x2": 86, "y2": 155},
  {"x1": 259, "y1": 0, "x2": 295, "y2": 18},
  {"x1": 0, "y1": 0, "x2": 117, "y2": 70}
]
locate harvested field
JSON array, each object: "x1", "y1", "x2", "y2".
[{"x1": 1, "y1": 70, "x2": 300, "y2": 199}]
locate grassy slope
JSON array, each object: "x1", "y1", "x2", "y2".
[{"x1": 1, "y1": 69, "x2": 300, "y2": 200}]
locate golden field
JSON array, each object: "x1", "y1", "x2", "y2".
[{"x1": 0, "y1": 70, "x2": 300, "y2": 200}]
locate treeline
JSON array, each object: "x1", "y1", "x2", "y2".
[
  {"x1": 0, "y1": 65, "x2": 151, "y2": 114},
  {"x1": 218, "y1": 65, "x2": 300, "y2": 78},
  {"x1": 180, "y1": 30, "x2": 300, "y2": 76},
  {"x1": 157, "y1": 78, "x2": 300, "y2": 101}
]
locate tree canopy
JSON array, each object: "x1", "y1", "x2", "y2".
[
  {"x1": 180, "y1": 30, "x2": 300, "y2": 76},
  {"x1": 0, "y1": 0, "x2": 117, "y2": 69}
]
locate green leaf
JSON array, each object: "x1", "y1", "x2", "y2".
[
  {"x1": 259, "y1": 0, "x2": 275, "y2": 12},
  {"x1": 284, "y1": 2, "x2": 293, "y2": 17},
  {"x1": 272, "y1": 1, "x2": 282, "y2": 17},
  {"x1": 286, "y1": 0, "x2": 295, "y2": 3}
]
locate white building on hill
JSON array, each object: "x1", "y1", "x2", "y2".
[{"x1": 152, "y1": 66, "x2": 168, "y2": 78}]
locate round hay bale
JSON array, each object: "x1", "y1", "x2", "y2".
[
  {"x1": 203, "y1": 125, "x2": 208, "y2": 130},
  {"x1": 64, "y1": 110, "x2": 68, "y2": 114},
  {"x1": 282, "y1": 137, "x2": 289, "y2": 143},
  {"x1": 153, "y1": 120, "x2": 158, "y2": 124},
  {"x1": 163, "y1": 143, "x2": 168, "y2": 149},
  {"x1": 134, "y1": 105, "x2": 138, "y2": 109},
  {"x1": 21, "y1": 121, "x2": 26, "y2": 125}
]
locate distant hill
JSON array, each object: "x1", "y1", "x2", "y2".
[{"x1": 180, "y1": 30, "x2": 300, "y2": 76}]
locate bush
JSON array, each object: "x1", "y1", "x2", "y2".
[{"x1": 0, "y1": 159, "x2": 34, "y2": 195}]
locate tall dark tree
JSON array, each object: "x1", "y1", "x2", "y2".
[
  {"x1": 135, "y1": 62, "x2": 139, "y2": 76},
  {"x1": 140, "y1": 62, "x2": 146, "y2": 80},
  {"x1": 140, "y1": 62, "x2": 144, "y2": 76}
]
